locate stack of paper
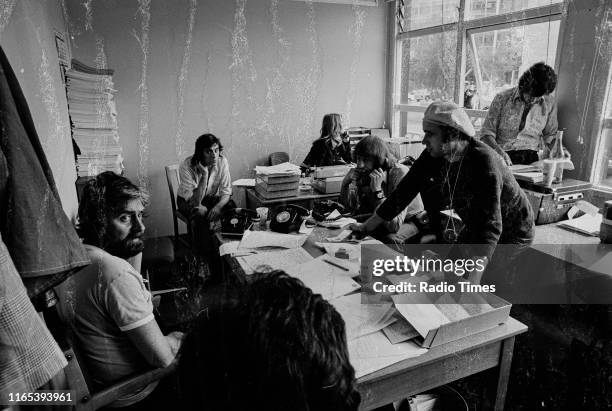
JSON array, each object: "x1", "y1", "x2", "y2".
[
  {"x1": 254, "y1": 162, "x2": 301, "y2": 199},
  {"x1": 66, "y1": 60, "x2": 123, "y2": 177}
]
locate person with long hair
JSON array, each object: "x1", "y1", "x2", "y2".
[
  {"x1": 480, "y1": 62, "x2": 561, "y2": 165},
  {"x1": 302, "y1": 113, "x2": 352, "y2": 167},
  {"x1": 339, "y1": 135, "x2": 425, "y2": 243},
  {"x1": 177, "y1": 271, "x2": 360, "y2": 411},
  {"x1": 177, "y1": 133, "x2": 232, "y2": 255}
]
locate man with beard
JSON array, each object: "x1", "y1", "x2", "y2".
[{"x1": 56, "y1": 172, "x2": 183, "y2": 407}]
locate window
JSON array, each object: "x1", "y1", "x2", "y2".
[
  {"x1": 391, "y1": 0, "x2": 562, "y2": 139},
  {"x1": 592, "y1": 64, "x2": 612, "y2": 190}
]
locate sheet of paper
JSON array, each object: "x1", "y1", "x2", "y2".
[
  {"x1": 285, "y1": 258, "x2": 361, "y2": 300},
  {"x1": 326, "y1": 229, "x2": 353, "y2": 242},
  {"x1": 219, "y1": 241, "x2": 256, "y2": 257},
  {"x1": 318, "y1": 255, "x2": 359, "y2": 277},
  {"x1": 238, "y1": 248, "x2": 314, "y2": 275},
  {"x1": 239, "y1": 230, "x2": 308, "y2": 250},
  {"x1": 382, "y1": 317, "x2": 420, "y2": 344},
  {"x1": 392, "y1": 295, "x2": 450, "y2": 338},
  {"x1": 319, "y1": 217, "x2": 357, "y2": 229},
  {"x1": 575, "y1": 200, "x2": 600, "y2": 217},
  {"x1": 330, "y1": 293, "x2": 396, "y2": 340},
  {"x1": 557, "y1": 213, "x2": 602, "y2": 236},
  {"x1": 349, "y1": 331, "x2": 427, "y2": 378},
  {"x1": 232, "y1": 178, "x2": 256, "y2": 187}
]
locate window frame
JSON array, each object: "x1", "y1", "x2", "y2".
[{"x1": 387, "y1": 0, "x2": 564, "y2": 140}]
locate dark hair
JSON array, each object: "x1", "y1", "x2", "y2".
[
  {"x1": 77, "y1": 171, "x2": 148, "y2": 247},
  {"x1": 191, "y1": 133, "x2": 223, "y2": 167},
  {"x1": 353, "y1": 135, "x2": 396, "y2": 170},
  {"x1": 177, "y1": 271, "x2": 360, "y2": 411},
  {"x1": 320, "y1": 113, "x2": 343, "y2": 140},
  {"x1": 518, "y1": 62, "x2": 557, "y2": 98}
]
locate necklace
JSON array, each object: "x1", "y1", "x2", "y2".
[{"x1": 443, "y1": 150, "x2": 465, "y2": 243}]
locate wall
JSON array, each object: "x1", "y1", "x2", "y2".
[
  {"x1": 0, "y1": 0, "x2": 78, "y2": 218},
  {"x1": 64, "y1": 0, "x2": 388, "y2": 238}
]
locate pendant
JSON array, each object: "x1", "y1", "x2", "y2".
[{"x1": 443, "y1": 228, "x2": 458, "y2": 243}]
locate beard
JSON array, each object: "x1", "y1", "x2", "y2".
[{"x1": 105, "y1": 235, "x2": 145, "y2": 259}]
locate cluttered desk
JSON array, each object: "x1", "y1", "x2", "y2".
[{"x1": 214, "y1": 213, "x2": 526, "y2": 410}]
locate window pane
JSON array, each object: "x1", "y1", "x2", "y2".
[
  {"x1": 464, "y1": 19, "x2": 559, "y2": 108},
  {"x1": 594, "y1": 128, "x2": 612, "y2": 189},
  {"x1": 400, "y1": 32, "x2": 457, "y2": 106},
  {"x1": 399, "y1": 0, "x2": 459, "y2": 32},
  {"x1": 466, "y1": 0, "x2": 562, "y2": 20}
]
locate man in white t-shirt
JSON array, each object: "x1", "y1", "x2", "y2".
[
  {"x1": 56, "y1": 172, "x2": 183, "y2": 406},
  {"x1": 177, "y1": 133, "x2": 232, "y2": 255}
]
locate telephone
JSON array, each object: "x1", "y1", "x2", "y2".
[
  {"x1": 221, "y1": 208, "x2": 258, "y2": 236},
  {"x1": 312, "y1": 200, "x2": 347, "y2": 222},
  {"x1": 269, "y1": 204, "x2": 310, "y2": 233}
]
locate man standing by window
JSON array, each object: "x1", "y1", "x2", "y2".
[{"x1": 480, "y1": 62, "x2": 559, "y2": 165}]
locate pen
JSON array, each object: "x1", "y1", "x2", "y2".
[{"x1": 323, "y1": 258, "x2": 349, "y2": 272}]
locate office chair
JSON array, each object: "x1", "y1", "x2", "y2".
[{"x1": 269, "y1": 151, "x2": 290, "y2": 166}]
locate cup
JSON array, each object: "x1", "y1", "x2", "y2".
[
  {"x1": 542, "y1": 159, "x2": 557, "y2": 186},
  {"x1": 256, "y1": 207, "x2": 269, "y2": 228}
]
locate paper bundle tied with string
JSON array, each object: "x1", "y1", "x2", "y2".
[{"x1": 540, "y1": 130, "x2": 574, "y2": 186}]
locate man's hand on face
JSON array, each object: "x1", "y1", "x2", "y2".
[
  {"x1": 196, "y1": 162, "x2": 207, "y2": 175},
  {"x1": 369, "y1": 168, "x2": 385, "y2": 192}
]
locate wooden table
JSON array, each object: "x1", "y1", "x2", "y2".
[
  {"x1": 215, "y1": 227, "x2": 527, "y2": 410},
  {"x1": 245, "y1": 187, "x2": 339, "y2": 209}
]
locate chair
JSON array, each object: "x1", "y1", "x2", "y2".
[
  {"x1": 45, "y1": 304, "x2": 175, "y2": 410},
  {"x1": 269, "y1": 151, "x2": 290, "y2": 166},
  {"x1": 165, "y1": 165, "x2": 190, "y2": 247}
]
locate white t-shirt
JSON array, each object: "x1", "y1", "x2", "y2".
[{"x1": 56, "y1": 245, "x2": 156, "y2": 399}]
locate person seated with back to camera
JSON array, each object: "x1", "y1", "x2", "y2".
[
  {"x1": 177, "y1": 133, "x2": 233, "y2": 255},
  {"x1": 302, "y1": 113, "x2": 352, "y2": 168},
  {"x1": 339, "y1": 135, "x2": 425, "y2": 244},
  {"x1": 177, "y1": 270, "x2": 360, "y2": 411},
  {"x1": 56, "y1": 172, "x2": 184, "y2": 408}
]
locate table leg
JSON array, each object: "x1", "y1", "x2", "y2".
[{"x1": 494, "y1": 336, "x2": 516, "y2": 411}]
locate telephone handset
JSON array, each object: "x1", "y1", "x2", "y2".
[
  {"x1": 270, "y1": 204, "x2": 310, "y2": 233},
  {"x1": 312, "y1": 200, "x2": 347, "y2": 222},
  {"x1": 221, "y1": 208, "x2": 258, "y2": 236}
]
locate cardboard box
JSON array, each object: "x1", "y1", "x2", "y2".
[
  {"x1": 313, "y1": 165, "x2": 352, "y2": 179},
  {"x1": 392, "y1": 292, "x2": 511, "y2": 348},
  {"x1": 519, "y1": 179, "x2": 592, "y2": 225},
  {"x1": 312, "y1": 176, "x2": 344, "y2": 194}
]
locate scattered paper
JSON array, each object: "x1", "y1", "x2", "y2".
[
  {"x1": 232, "y1": 178, "x2": 256, "y2": 187},
  {"x1": 331, "y1": 293, "x2": 396, "y2": 340},
  {"x1": 239, "y1": 230, "x2": 308, "y2": 249},
  {"x1": 285, "y1": 258, "x2": 361, "y2": 300},
  {"x1": 237, "y1": 248, "x2": 313, "y2": 275},
  {"x1": 219, "y1": 241, "x2": 255, "y2": 257},
  {"x1": 318, "y1": 255, "x2": 359, "y2": 277},
  {"x1": 349, "y1": 331, "x2": 427, "y2": 378}
]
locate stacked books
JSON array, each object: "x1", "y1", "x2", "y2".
[
  {"x1": 65, "y1": 59, "x2": 123, "y2": 177},
  {"x1": 510, "y1": 164, "x2": 543, "y2": 183},
  {"x1": 254, "y1": 162, "x2": 301, "y2": 199}
]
